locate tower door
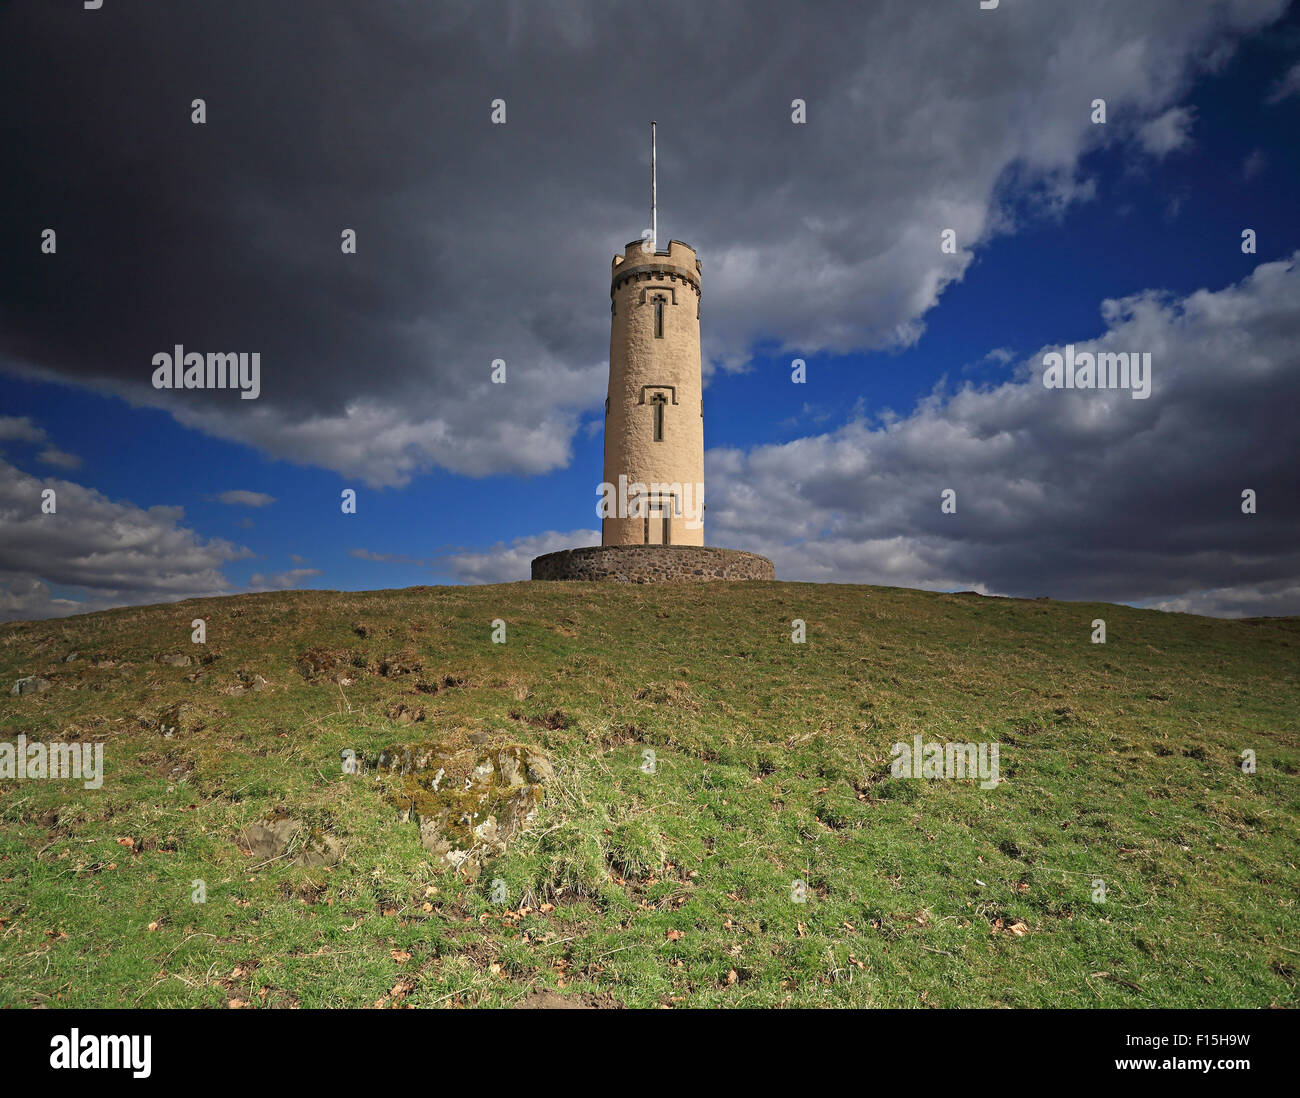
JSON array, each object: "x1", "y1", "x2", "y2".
[{"x1": 644, "y1": 500, "x2": 672, "y2": 545}]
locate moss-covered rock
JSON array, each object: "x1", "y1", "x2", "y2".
[{"x1": 373, "y1": 740, "x2": 550, "y2": 877}]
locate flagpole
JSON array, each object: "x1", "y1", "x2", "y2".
[{"x1": 651, "y1": 120, "x2": 657, "y2": 252}]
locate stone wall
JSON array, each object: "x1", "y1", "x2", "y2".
[{"x1": 531, "y1": 545, "x2": 774, "y2": 583}]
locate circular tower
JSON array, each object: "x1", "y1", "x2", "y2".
[{"x1": 602, "y1": 238, "x2": 705, "y2": 546}]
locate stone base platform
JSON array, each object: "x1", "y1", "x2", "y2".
[{"x1": 531, "y1": 545, "x2": 775, "y2": 583}]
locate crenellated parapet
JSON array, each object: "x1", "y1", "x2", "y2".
[{"x1": 610, "y1": 239, "x2": 702, "y2": 301}]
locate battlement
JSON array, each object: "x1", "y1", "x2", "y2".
[
  {"x1": 612, "y1": 238, "x2": 700, "y2": 274},
  {"x1": 611, "y1": 239, "x2": 702, "y2": 297}
]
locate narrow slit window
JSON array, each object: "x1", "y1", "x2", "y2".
[
  {"x1": 651, "y1": 392, "x2": 667, "y2": 441},
  {"x1": 653, "y1": 298, "x2": 664, "y2": 338}
]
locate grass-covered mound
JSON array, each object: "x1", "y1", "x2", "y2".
[{"x1": 0, "y1": 581, "x2": 1295, "y2": 1007}]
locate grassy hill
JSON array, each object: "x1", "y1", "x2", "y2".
[{"x1": 1, "y1": 581, "x2": 1296, "y2": 1008}]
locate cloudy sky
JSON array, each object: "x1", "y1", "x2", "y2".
[{"x1": 1, "y1": 0, "x2": 1298, "y2": 620}]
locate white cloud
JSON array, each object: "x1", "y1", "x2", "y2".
[
  {"x1": 38, "y1": 447, "x2": 83, "y2": 471},
  {"x1": 0, "y1": 416, "x2": 46, "y2": 443},
  {"x1": 216, "y1": 489, "x2": 276, "y2": 508},
  {"x1": 0, "y1": 457, "x2": 252, "y2": 621},
  {"x1": 1140, "y1": 580, "x2": 1300, "y2": 618},
  {"x1": 0, "y1": 577, "x2": 101, "y2": 621},
  {"x1": 702, "y1": 254, "x2": 1300, "y2": 614},
  {"x1": 439, "y1": 529, "x2": 600, "y2": 584},
  {"x1": 0, "y1": 417, "x2": 83, "y2": 470},
  {"x1": 247, "y1": 568, "x2": 322, "y2": 591},
  {"x1": 1137, "y1": 106, "x2": 1196, "y2": 157},
  {"x1": 350, "y1": 548, "x2": 431, "y2": 566}
]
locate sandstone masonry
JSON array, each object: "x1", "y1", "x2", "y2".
[{"x1": 603, "y1": 239, "x2": 705, "y2": 547}]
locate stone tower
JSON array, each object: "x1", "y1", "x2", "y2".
[
  {"x1": 530, "y1": 126, "x2": 772, "y2": 583},
  {"x1": 601, "y1": 236, "x2": 705, "y2": 546}
]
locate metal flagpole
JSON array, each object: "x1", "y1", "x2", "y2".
[{"x1": 651, "y1": 120, "x2": 657, "y2": 252}]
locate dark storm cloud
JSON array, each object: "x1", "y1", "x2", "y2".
[{"x1": 2, "y1": 0, "x2": 1288, "y2": 486}]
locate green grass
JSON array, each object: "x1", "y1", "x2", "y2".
[{"x1": 0, "y1": 581, "x2": 1296, "y2": 1008}]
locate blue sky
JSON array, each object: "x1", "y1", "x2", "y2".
[{"x1": 2, "y1": 0, "x2": 1298, "y2": 619}]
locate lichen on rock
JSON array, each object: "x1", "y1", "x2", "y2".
[{"x1": 372, "y1": 740, "x2": 550, "y2": 878}]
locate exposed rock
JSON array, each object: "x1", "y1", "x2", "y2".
[
  {"x1": 372, "y1": 742, "x2": 552, "y2": 877},
  {"x1": 156, "y1": 703, "x2": 189, "y2": 738},
  {"x1": 222, "y1": 672, "x2": 267, "y2": 696},
  {"x1": 297, "y1": 833, "x2": 344, "y2": 867},
  {"x1": 294, "y1": 646, "x2": 360, "y2": 684},
  {"x1": 497, "y1": 785, "x2": 544, "y2": 844},
  {"x1": 418, "y1": 817, "x2": 453, "y2": 859},
  {"x1": 62, "y1": 652, "x2": 80, "y2": 663},
  {"x1": 157, "y1": 653, "x2": 192, "y2": 667},
  {"x1": 376, "y1": 652, "x2": 422, "y2": 678},
  {"x1": 497, "y1": 751, "x2": 525, "y2": 788},
  {"x1": 525, "y1": 751, "x2": 555, "y2": 784},
  {"x1": 238, "y1": 817, "x2": 295, "y2": 858},
  {"x1": 512, "y1": 990, "x2": 623, "y2": 1010},
  {"x1": 473, "y1": 815, "x2": 500, "y2": 849},
  {"x1": 11, "y1": 676, "x2": 51, "y2": 696},
  {"x1": 237, "y1": 816, "x2": 344, "y2": 866}
]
